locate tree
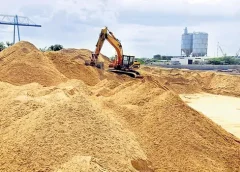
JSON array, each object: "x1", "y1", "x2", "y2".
[
  {"x1": 207, "y1": 57, "x2": 240, "y2": 65},
  {"x1": 48, "y1": 44, "x2": 63, "y2": 51},
  {"x1": 223, "y1": 56, "x2": 237, "y2": 65},
  {"x1": 6, "y1": 41, "x2": 13, "y2": 47},
  {"x1": 207, "y1": 58, "x2": 223, "y2": 65},
  {"x1": 0, "y1": 42, "x2": 6, "y2": 52}
]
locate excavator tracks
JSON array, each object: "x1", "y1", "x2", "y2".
[{"x1": 108, "y1": 69, "x2": 143, "y2": 78}]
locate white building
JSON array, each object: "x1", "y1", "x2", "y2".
[{"x1": 171, "y1": 57, "x2": 210, "y2": 65}]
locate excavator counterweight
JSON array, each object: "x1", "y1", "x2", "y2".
[{"x1": 85, "y1": 26, "x2": 143, "y2": 78}]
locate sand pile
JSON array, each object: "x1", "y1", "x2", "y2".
[
  {"x1": 141, "y1": 66, "x2": 240, "y2": 97},
  {"x1": 56, "y1": 48, "x2": 110, "y2": 65},
  {"x1": 0, "y1": 41, "x2": 67, "y2": 86},
  {"x1": 0, "y1": 42, "x2": 111, "y2": 87},
  {"x1": 139, "y1": 67, "x2": 204, "y2": 94},
  {"x1": 96, "y1": 76, "x2": 240, "y2": 171},
  {"x1": 44, "y1": 48, "x2": 115, "y2": 86},
  {"x1": 207, "y1": 73, "x2": 240, "y2": 96},
  {"x1": 0, "y1": 80, "x2": 154, "y2": 172},
  {"x1": 45, "y1": 49, "x2": 104, "y2": 86},
  {"x1": 0, "y1": 42, "x2": 240, "y2": 171}
]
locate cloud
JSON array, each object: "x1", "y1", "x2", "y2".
[
  {"x1": 117, "y1": 0, "x2": 240, "y2": 16},
  {"x1": 0, "y1": 0, "x2": 240, "y2": 57}
]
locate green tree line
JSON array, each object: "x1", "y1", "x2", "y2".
[
  {"x1": 39, "y1": 44, "x2": 63, "y2": 52},
  {"x1": 0, "y1": 41, "x2": 14, "y2": 51},
  {"x1": 206, "y1": 57, "x2": 240, "y2": 65}
]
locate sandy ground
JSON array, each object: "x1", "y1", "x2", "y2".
[{"x1": 180, "y1": 93, "x2": 240, "y2": 139}]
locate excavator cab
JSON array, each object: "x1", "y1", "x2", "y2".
[
  {"x1": 122, "y1": 55, "x2": 135, "y2": 68},
  {"x1": 108, "y1": 55, "x2": 142, "y2": 78},
  {"x1": 108, "y1": 55, "x2": 135, "y2": 69}
]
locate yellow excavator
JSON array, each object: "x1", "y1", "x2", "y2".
[{"x1": 85, "y1": 27, "x2": 142, "y2": 78}]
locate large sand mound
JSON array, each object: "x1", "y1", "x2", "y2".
[
  {"x1": 140, "y1": 66, "x2": 240, "y2": 97},
  {"x1": 0, "y1": 42, "x2": 239, "y2": 171},
  {"x1": 0, "y1": 80, "x2": 152, "y2": 172},
  {"x1": 45, "y1": 48, "x2": 112, "y2": 86},
  {"x1": 97, "y1": 77, "x2": 240, "y2": 171},
  {"x1": 0, "y1": 41, "x2": 67, "y2": 86},
  {"x1": 0, "y1": 42, "x2": 111, "y2": 87}
]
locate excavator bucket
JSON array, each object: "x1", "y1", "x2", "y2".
[
  {"x1": 84, "y1": 60, "x2": 91, "y2": 66},
  {"x1": 85, "y1": 53, "x2": 104, "y2": 69},
  {"x1": 85, "y1": 60, "x2": 104, "y2": 69},
  {"x1": 96, "y1": 62, "x2": 104, "y2": 69}
]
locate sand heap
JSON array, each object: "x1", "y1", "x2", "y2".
[
  {"x1": 0, "y1": 42, "x2": 111, "y2": 87},
  {"x1": 0, "y1": 42, "x2": 239, "y2": 172},
  {"x1": 0, "y1": 42, "x2": 67, "y2": 86},
  {"x1": 0, "y1": 80, "x2": 153, "y2": 172},
  {"x1": 45, "y1": 49, "x2": 111, "y2": 86},
  {"x1": 140, "y1": 66, "x2": 240, "y2": 97},
  {"x1": 96, "y1": 76, "x2": 240, "y2": 171},
  {"x1": 207, "y1": 73, "x2": 240, "y2": 96}
]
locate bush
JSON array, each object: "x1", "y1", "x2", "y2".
[
  {"x1": 135, "y1": 58, "x2": 145, "y2": 64},
  {"x1": 207, "y1": 57, "x2": 240, "y2": 65},
  {"x1": 0, "y1": 42, "x2": 6, "y2": 51},
  {"x1": 48, "y1": 44, "x2": 63, "y2": 51}
]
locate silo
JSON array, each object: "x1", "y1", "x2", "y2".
[
  {"x1": 181, "y1": 27, "x2": 193, "y2": 57},
  {"x1": 192, "y1": 32, "x2": 208, "y2": 57}
]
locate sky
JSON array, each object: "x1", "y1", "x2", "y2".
[{"x1": 0, "y1": 0, "x2": 240, "y2": 58}]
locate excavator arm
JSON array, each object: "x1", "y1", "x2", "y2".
[{"x1": 91, "y1": 27, "x2": 123, "y2": 68}]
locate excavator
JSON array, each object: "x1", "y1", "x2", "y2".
[{"x1": 85, "y1": 27, "x2": 142, "y2": 78}]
